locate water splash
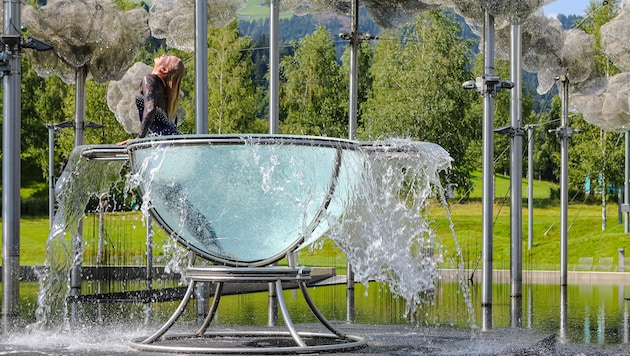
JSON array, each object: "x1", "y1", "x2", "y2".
[
  {"x1": 34, "y1": 136, "x2": 469, "y2": 329},
  {"x1": 327, "y1": 139, "x2": 470, "y2": 317},
  {"x1": 34, "y1": 145, "x2": 127, "y2": 328}
]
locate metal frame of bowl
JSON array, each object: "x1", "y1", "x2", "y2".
[{"x1": 83, "y1": 135, "x2": 367, "y2": 354}]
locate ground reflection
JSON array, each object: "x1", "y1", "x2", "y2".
[{"x1": 4, "y1": 279, "x2": 630, "y2": 346}]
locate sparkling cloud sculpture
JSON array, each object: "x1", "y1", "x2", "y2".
[{"x1": 22, "y1": 0, "x2": 150, "y2": 84}]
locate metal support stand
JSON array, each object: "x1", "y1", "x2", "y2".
[
  {"x1": 550, "y1": 75, "x2": 575, "y2": 286},
  {"x1": 526, "y1": 124, "x2": 537, "y2": 250},
  {"x1": 462, "y1": 10, "x2": 514, "y2": 331},
  {"x1": 130, "y1": 264, "x2": 366, "y2": 354}
]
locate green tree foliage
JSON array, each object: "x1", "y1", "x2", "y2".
[
  {"x1": 570, "y1": 119, "x2": 625, "y2": 196},
  {"x1": 279, "y1": 25, "x2": 347, "y2": 137},
  {"x1": 360, "y1": 10, "x2": 476, "y2": 192},
  {"x1": 567, "y1": 0, "x2": 625, "y2": 197},
  {"x1": 531, "y1": 97, "x2": 561, "y2": 182},
  {"x1": 205, "y1": 20, "x2": 263, "y2": 134},
  {"x1": 578, "y1": 0, "x2": 622, "y2": 77}
]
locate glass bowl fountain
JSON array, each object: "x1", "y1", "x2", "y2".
[{"x1": 84, "y1": 134, "x2": 367, "y2": 353}]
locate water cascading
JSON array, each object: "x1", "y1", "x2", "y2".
[
  {"x1": 35, "y1": 145, "x2": 128, "y2": 328},
  {"x1": 33, "y1": 134, "x2": 467, "y2": 339}
]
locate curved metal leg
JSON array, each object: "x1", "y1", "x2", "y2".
[
  {"x1": 275, "y1": 280, "x2": 307, "y2": 347},
  {"x1": 130, "y1": 266, "x2": 367, "y2": 354},
  {"x1": 141, "y1": 280, "x2": 197, "y2": 344},
  {"x1": 196, "y1": 281, "x2": 224, "y2": 336},
  {"x1": 298, "y1": 280, "x2": 346, "y2": 339}
]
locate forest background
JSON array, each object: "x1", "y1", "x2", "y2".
[{"x1": 10, "y1": 0, "x2": 625, "y2": 218}]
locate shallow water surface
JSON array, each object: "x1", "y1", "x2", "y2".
[{"x1": 4, "y1": 279, "x2": 630, "y2": 348}]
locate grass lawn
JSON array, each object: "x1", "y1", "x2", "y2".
[
  {"x1": 237, "y1": 0, "x2": 293, "y2": 19},
  {"x1": 466, "y1": 171, "x2": 558, "y2": 200},
  {"x1": 8, "y1": 199, "x2": 630, "y2": 273},
  {"x1": 7, "y1": 172, "x2": 629, "y2": 272}
]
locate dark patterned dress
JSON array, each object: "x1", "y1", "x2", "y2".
[{"x1": 136, "y1": 74, "x2": 181, "y2": 137}]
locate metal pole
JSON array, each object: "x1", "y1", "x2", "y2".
[
  {"x1": 266, "y1": 0, "x2": 281, "y2": 323},
  {"x1": 144, "y1": 215, "x2": 154, "y2": 323},
  {"x1": 509, "y1": 21, "x2": 522, "y2": 303},
  {"x1": 559, "y1": 285, "x2": 568, "y2": 344},
  {"x1": 193, "y1": 0, "x2": 210, "y2": 319},
  {"x1": 2, "y1": 0, "x2": 21, "y2": 331},
  {"x1": 195, "y1": 0, "x2": 208, "y2": 134},
  {"x1": 345, "y1": 0, "x2": 359, "y2": 325},
  {"x1": 47, "y1": 125, "x2": 55, "y2": 229},
  {"x1": 269, "y1": 0, "x2": 279, "y2": 134},
  {"x1": 97, "y1": 194, "x2": 106, "y2": 264},
  {"x1": 481, "y1": 10, "x2": 495, "y2": 330},
  {"x1": 71, "y1": 65, "x2": 88, "y2": 300},
  {"x1": 268, "y1": 281, "x2": 278, "y2": 326},
  {"x1": 625, "y1": 131, "x2": 629, "y2": 233},
  {"x1": 348, "y1": 0, "x2": 358, "y2": 140},
  {"x1": 527, "y1": 125, "x2": 534, "y2": 249},
  {"x1": 559, "y1": 75, "x2": 570, "y2": 286},
  {"x1": 74, "y1": 66, "x2": 86, "y2": 146}
]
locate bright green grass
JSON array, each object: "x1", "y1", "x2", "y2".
[
  {"x1": 7, "y1": 170, "x2": 627, "y2": 271},
  {"x1": 7, "y1": 201, "x2": 630, "y2": 272},
  {"x1": 465, "y1": 171, "x2": 558, "y2": 200},
  {"x1": 237, "y1": 0, "x2": 293, "y2": 20},
  {"x1": 433, "y1": 201, "x2": 630, "y2": 271}
]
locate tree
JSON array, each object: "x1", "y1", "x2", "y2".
[
  {"x1": 279, "y1": 25, "x2": 347, "y2": 137},
  {"x1": 360, "y1": 10, "x2": 477, "y2": 193},
  {"x1": 579, "y1": 0, "x2": 622, "y2": 77},
  {"x1": 20, "y1": 56, "x2": 72, "y2": 182},
  {"x1": 570, "y1": 0, "x2": 624, "y2": 229},
  {"x1": 205, "y1": 20, "x2": 263, "y2": 134}
]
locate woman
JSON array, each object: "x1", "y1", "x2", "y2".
[{"x1": 118, "y1": 55, "x2": 186, "y2": 144}]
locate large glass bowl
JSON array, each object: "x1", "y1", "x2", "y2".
[{"x1": 127, "y1": 134, "x2": 363, "y2": 267}]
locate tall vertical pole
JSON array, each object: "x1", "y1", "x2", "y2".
[
  {"x1": 625, "y1": 131, "x2": 629, "y2": 233},
  {"x1": 509, "y1": 21, "x2": 523, "y2": 328},
  {"x1": 348, "y1": 0, "x2": 358, "y2": 140},
  {"x1": 559, "y1": 285, "x2": 568, "y2": 344},
  {"x1": 265, "y1": 0, "x2": 281, "y2": 326},
  {"x1": 527, "y1": 125, "x2": 535, "y2": 249},
  {"x1": 346, "y1": 0, "x2": 359, "y2": 324},
  {"x1": 558, "y1": 75, "x2": 570, "y2": 286},
  {"x1": 48, "y1": 126, "x2": 56, "y2": 229},
  {"x1": 481, "y1": 10, "x2": 496, "y2": 331},
  {"x1": 195, "y1": 0, "x2": 208, "y2": 134},
  {"x1": 2, "y1": 0, "x2": 22, "y2": 332},
  {"x1": 145, "y1": 215, "x2": 153, "y2": 322},
  {"x1": 269, "y1": 0, "x2": 280, "y2": 134},
  {"x1": 194, "y1": 0, "x2": 210, "y2": 320},
  {"x1": 70, "y1": 65, "x2": 88, "y2": 301},
  {"x1": 74, "y1": 66, "x2": 87, "y2": 147}
]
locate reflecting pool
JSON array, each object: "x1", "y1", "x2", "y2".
[{"x1": 4, "y1": 279, "x2": 630, "y2": 346}]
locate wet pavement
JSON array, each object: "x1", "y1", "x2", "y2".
[{"x1": 1, "y1": 323, "x2": 629, "y2": 355}]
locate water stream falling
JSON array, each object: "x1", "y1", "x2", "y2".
[
  {"x1": 31, "y1": 135, "x2": 467, "y2": 332},
  {"x1": 34, "y1": 145, "x2": 127, "y2": 329}
]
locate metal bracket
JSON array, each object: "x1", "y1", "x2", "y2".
[
  {"x1": 549, "y1": 126, "x2": 579, "y2": 139},
  {"x1": 339, "y1": 32, "x2": 378, "y2": 43},
  {"x1": 462, "y1": 76, "x2": 514, "y2": 95},
  {"x1": 495, "y1": 125, "x2": 526, "y2": 137}
]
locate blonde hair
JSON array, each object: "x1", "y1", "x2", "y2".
[{"x1": 164, "y1": 57, "x2": 186, "y2": 118}]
